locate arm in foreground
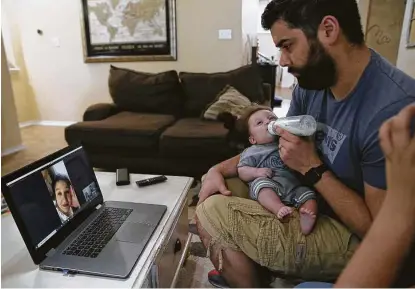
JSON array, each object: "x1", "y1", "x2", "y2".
[{"x1": 335, "y1": 104, "x2": 415, "y2": 288}]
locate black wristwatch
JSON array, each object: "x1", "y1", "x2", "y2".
[{"x1": 304, "y1": 164, "x2": 328, "y2": 186}]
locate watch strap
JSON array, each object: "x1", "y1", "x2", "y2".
[{"x1": 304, "y1": 163, "x2": 328, "y2": 185}]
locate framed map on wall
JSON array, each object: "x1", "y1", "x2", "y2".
[{"x1": 80, "y1": 0, "x2": 177, "y2": 62}]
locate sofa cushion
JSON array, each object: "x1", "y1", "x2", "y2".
[
  {"x1": 108, "y1": 66, "x2": 185, "y2": 116},
  {"x1": 65, "y1": 112, "x2": 176, "y2": 151},
  {"x1": 202, "y1": 85, "x2": 252, "y2": 120},
  {"x1": 160, "y1": 118, "x2": 235, "y2": 158},
  {"x1": 179, "y1": 65, "x2": 265, "y2": 117}
]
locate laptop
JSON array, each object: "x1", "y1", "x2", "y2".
[{"x1": 1, "y1": 145, "x2": 167, "y2": 279}]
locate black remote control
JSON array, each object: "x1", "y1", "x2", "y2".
[{"x1": 136, "y1": 175, "x2": 167, "y2": 187}]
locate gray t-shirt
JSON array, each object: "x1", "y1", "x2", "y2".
[
  {"x1": 238, "y1": 142, "x2": 300, "y2": 186},
  {"x1": 238, "y1": 142, "x2": 284, "y2": 169},
  {"x1": 288, "y1": 49, "x2": 415, "y2": 195}
]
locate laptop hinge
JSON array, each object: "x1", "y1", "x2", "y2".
[{"x1": 46, "y1": 248, "x2": 57, "y2": 257}]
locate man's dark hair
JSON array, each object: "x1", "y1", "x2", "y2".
[
  {"x1": 261, "y1": 0, "x2": 364, "y2": 45},
  {"x1": 51, "y1": 174, "x2": 72, "y2": 200}
]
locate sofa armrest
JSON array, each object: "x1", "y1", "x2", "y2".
[
  {"x1": 262, "y1": 83, "x2": 272, "y2": 106},
  {"x1": 83, "y1": 103, "x2": 119, "y2": 121}
]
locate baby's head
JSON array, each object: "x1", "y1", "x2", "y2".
[{"x1": 237, "y1": 105, "x2": 278, "y2": 145}]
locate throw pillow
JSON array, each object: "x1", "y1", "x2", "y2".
[
  {"x1": 179, "y1": 65, "x2": 266, "y2": 117},
  {"x1": 202, "y1": 85, "x2": 252, "y2": 120},
  {"x1": 108, "y1": 65, "x2": 185, "y2": 116}
]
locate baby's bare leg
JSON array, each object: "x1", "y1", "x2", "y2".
[
  {"x1": 257, "y1": 188, "x2": 293, "y2": 220},
  {"x1": 299, "y1": 199, "x2": 318, "y2": 235}
]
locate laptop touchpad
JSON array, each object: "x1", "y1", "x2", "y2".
[{"x1": 116, "y1": 222, "x2": 153, "y2": 244}]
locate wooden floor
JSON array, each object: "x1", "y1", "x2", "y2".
[{"x1": 2, "y1": 126, "x2": 67, "y2": 176}]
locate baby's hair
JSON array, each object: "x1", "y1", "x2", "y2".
[
  {"x1": 217, "y1": 104, "x2": 272, "y2": 147},
  {"x1": 236, "y1": 105, "x2": 273, "y2": 137},
  {"x1": 217, "y1": 112, "x2": 237, "y2": 130}
]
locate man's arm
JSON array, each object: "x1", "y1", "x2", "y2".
[
  {"x1": 313, "y1": 171, "x2": 384, "y2": 237},
  {"x1": 212, "y1": 154, "x2": 241, "y2": 178},
  {"x1": 277, "y1": 129, "x2": 383, "y2": 237},
  {"x1": 198, "y1": 155, "x2": 240, "y2": 204}
]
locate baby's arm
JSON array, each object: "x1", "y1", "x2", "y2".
[
  {"x1": 238, "y1": 166, "x2": 273, "y2": 182},
  {"x1": 238, "y1": 147, "x2": 272, "y2": 182}
]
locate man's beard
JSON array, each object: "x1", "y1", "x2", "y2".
[{"x1": 288, "y1": 40, "x2": 337, "y2": 90}]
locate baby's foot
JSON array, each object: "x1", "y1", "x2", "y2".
[
  {"x1": 300, "y1": 207, "x2": 317, "y2": 235},
  {"x1": 277, "y1": 206, "x2": 293, "y2": 220}
]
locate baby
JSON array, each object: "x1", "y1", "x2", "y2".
[{"x1": 233, "y1": 105, "x2": 317, "y2": 235}]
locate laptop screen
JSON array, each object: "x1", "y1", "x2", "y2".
[{"x1": 4, "y1": 146, "x2": 101, "y2": 250}]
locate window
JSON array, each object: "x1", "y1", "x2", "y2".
[{"x1": 407, "y1": 0, "x2": 415, "y2": 48}]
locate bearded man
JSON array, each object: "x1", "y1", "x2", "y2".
[{"x1": 195, "y1": 0, "x2": 415, "y2": 287}]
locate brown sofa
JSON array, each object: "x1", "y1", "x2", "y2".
[{"x1": 65, "y1": 65, "x2": 272, "y2": 179}]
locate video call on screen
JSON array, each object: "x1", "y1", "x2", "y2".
[{"x1": 7, "y1": 149, "x2": 100, "y2": 248}]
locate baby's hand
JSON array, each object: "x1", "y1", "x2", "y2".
[{"x1": 255, "y1": 168, "x2": 273, "y2": 178}]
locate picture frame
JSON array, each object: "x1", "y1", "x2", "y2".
[
  {"x1": 80, "y1": 0, "x2": 177, "y2": 63},
  {"x1": 406, "y1": 0, "x2": 415, "y2": 48}
]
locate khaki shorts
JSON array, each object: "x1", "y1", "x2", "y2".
[{"x1": 196, "y1": 178, "x2": 360, "y2": 282}]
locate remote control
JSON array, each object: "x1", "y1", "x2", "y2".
[{"x1": 136, "y1": 175, "x2": 167, "y2": 187}]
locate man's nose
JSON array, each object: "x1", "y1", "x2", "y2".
[{"x1": 279, "y1": 52, "x2": 290, "y2": 67}]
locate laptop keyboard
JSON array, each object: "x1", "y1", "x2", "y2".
[{"x1": 63, "y1": 207, "x2": 133, "y2": 258}]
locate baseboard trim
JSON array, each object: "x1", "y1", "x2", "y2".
[
  {"x1": 37, "y1": 121, "x2": 76, "y2": 127},
  {"x1": 19, "y1": 121, "x2": 76, "y2": 128},
  {"x1": 2, "y1": 145, "x2": 25, "y2": 156},
  {"x1": 19, "y1": 121, "x2": 40, "y2": 128}
]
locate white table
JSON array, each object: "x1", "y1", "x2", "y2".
[{"x1": 1, "y1": 172, "x2": 193, "y2": 288}]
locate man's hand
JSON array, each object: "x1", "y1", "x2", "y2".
[
  {"x1": 198, "y1": 168, "x2": 232, "y2": 205},
  {"x1": 276, "y1": 127, "x2": 322, "y2": 174},
  {"x1": 255, "y1": 168, "x2": 273, "y2": 178},
  {"x1": 379, "y1": 104, "x2": 415, "y2": 207}
]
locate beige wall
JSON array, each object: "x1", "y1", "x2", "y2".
[
  {"x1": 2, "y1": 0, "x2": 40, "y2": 124},
  {"x1": 365, "y1": 0, "x2": 406, "y2": 65},
  {"x1": 397, "y1": 0, "x2": 415, "y2": 77},
  {"x1": 8, "y1": 0, "x2": 243, "y2": 121},
  {"x1": 1, "y1": 38, "x2": 23, "y2": 153},
  {"x1": 358, "y1": 0, "x2": 371, "y2": 33}
]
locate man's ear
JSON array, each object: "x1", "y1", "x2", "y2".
[
  {"x1": 249, "y1": 136, "x2": 256, "y2": 145},
  {"x1": 318, "y1": 15, "x2": 340, "y2": 46}
]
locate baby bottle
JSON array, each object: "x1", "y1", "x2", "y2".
[{"x1": 267, "y1": 115, "x2": 317, "y2": 137}]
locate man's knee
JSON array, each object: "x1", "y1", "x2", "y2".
[
  {"x1": 196, "y1": 195, "x2": 230, "y2": 223},
  {"x1": 196, "y1": 195, "x2": 233, "y2": 239}
]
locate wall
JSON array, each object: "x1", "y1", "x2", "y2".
[
  {"x1": 358, "y1": 0, "x2": 371, "y2": 33},
  {"x1": 8, "y1": 0, "x2": 243, "y2": 121},
  {"x1": 397, "y1": 0, "x2": 415, "y2": 77},
  {"x1": 241, "y1": 0, "x2": 259, "y2": 64},
  {"x1": 365, "y1": 0, "x2": 406, "y2": 65},
  {"x1": 2, "y1": 0, "x2": 40, "y2": 124},
  {"x1": 1, "y1": 38, "x2": 23, "y2": 154}
]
